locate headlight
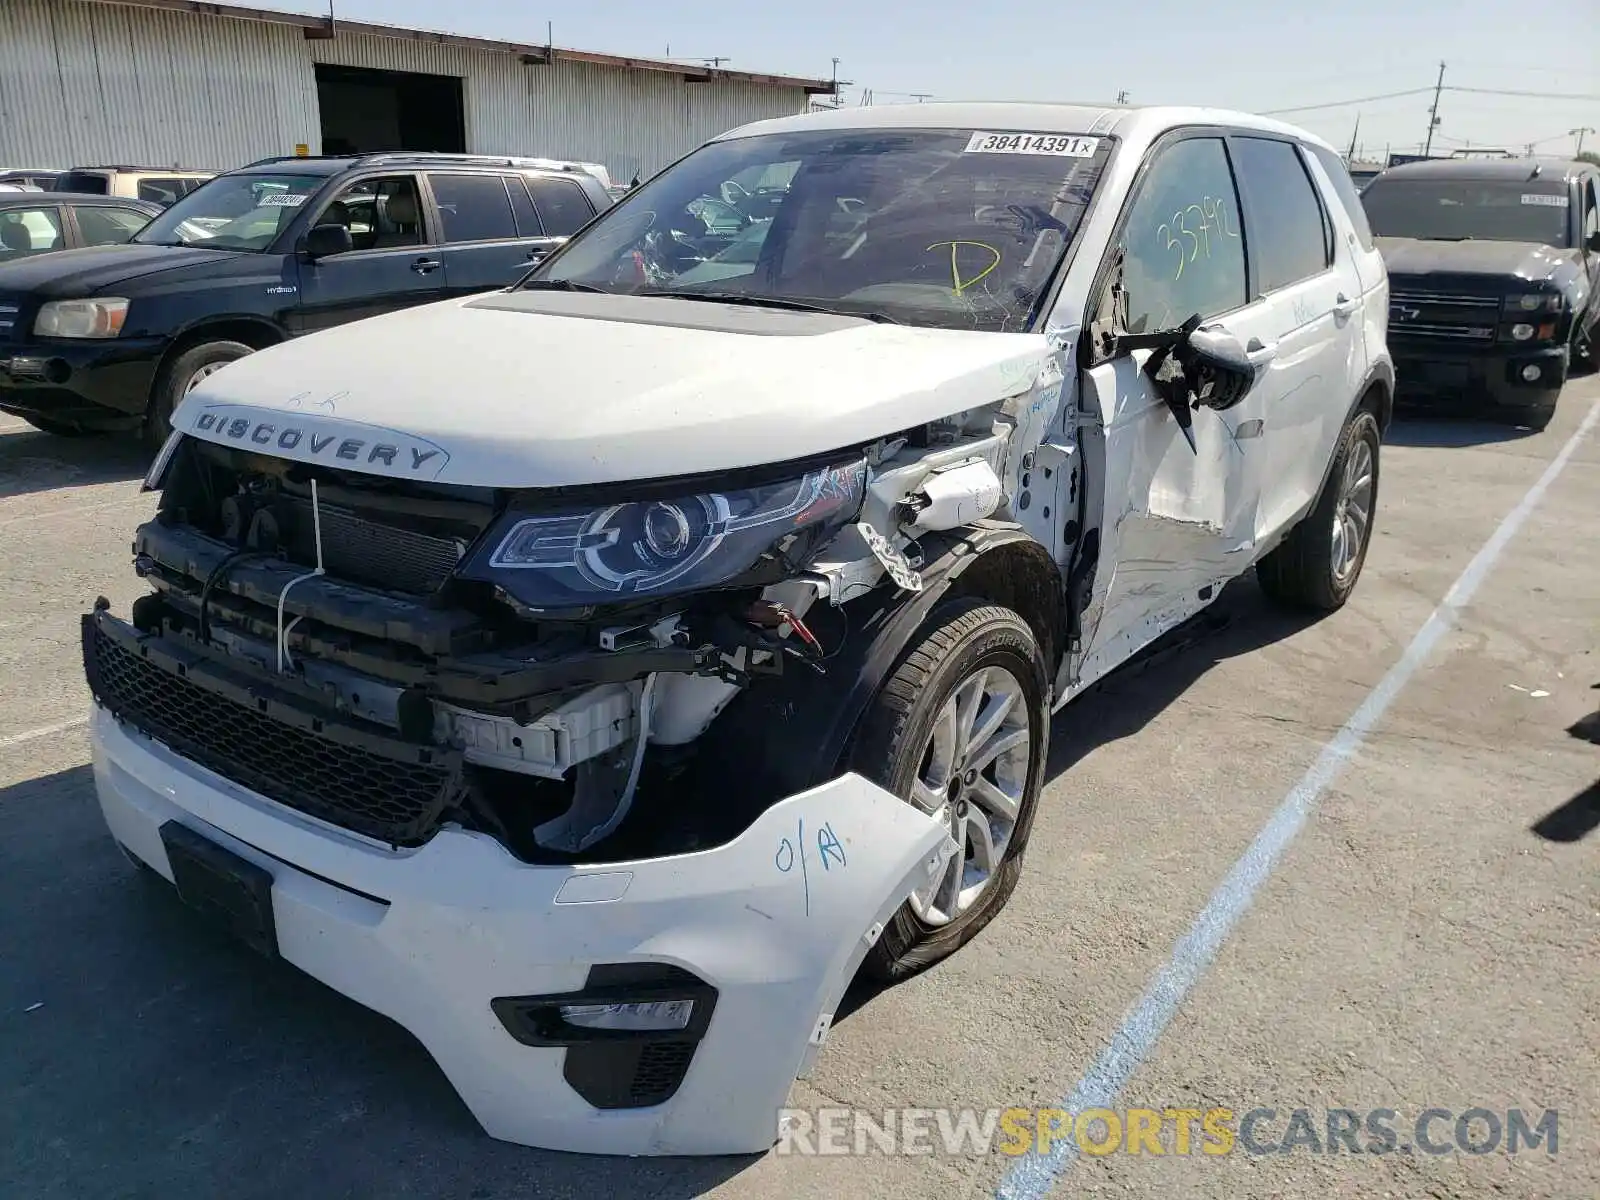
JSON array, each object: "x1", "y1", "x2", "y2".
[
  {"x1": 1510, "y1": 323, "x2": 1535, "y2": 341},
  {"x1": 33, "y1": 297, "x2": 129, "y2": 338},
  {"x1": 465, "y1": 458, "x2": 868, "y2": 609},
  {"x1": 1504, "y1": 293, "x2": 1562, "y2": 314}
]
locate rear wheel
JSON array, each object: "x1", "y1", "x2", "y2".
[
  {"x1": 146, "y1": 339, "x2": 255, "y2": 451},
  {"x1": 848, "y1": 598, "x2": 1050, "y2": 982},
  {"x1": 1257, "y1": 408, "x2": 1381, "y2": 612}
]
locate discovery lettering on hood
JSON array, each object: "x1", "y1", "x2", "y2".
[{"x1": 183, "y1": 403, "x2": 452, "y2": 479}]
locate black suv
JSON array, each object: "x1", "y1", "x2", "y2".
[
  {"x1": 0, "y1": 153, "x2": 611, "y2": 443},
  {"x1": 1362, "y1": 157, "x2": 1600, "y2": 429}
]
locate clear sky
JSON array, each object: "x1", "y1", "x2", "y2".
[{"x1": 270, "y1": 0, "x2": 1596, "y2": 160}]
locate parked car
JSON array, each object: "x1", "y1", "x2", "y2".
[
  {"x1": 0, "y1": 153, "x2": 611, "y2": 442},
  {"x1": 50, "y1": 166, "x2": 215, "y2": 207},
  {"x1": 1361, "y1": 156, "x2": 1599, "y2": 429},
  {"x1": 0, "y1": 193, "x2": 160, "y2": 262},
  {"x1": 84, "y1": 103, "x2": 1390, "y2": 1157},
  {"x1": 0, "y1": 168, "x2": 67, "y2": 191}
]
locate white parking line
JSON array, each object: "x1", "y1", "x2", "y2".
[
  {"x1": 0, "y1": 715, "x2": 90, "y2": 750},
  {"x1": 996, "y1": 397, "x2": 1600, "y2": 1200}
]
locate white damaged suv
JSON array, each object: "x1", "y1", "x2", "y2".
[{"x1": 86, "y1": 103, "x2": 1391, "y2": 1155}]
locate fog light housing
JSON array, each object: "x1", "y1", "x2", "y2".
[
  {"x1": 559, "y1": 999, "x2": 695, "y2": 1032},
  {"x1": 1521, "y1": 364, "x2": 1543, "y2": 382},
  {"x1": 1510, "y1": 323, "x2": 1535, "y2": 341}
]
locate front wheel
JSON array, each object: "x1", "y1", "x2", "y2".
[
  {"x1": 1257, "y1": 407, "x2": 1381, "y2": 612},
  {"x1": 849, "y1": 598, "x2": 1050, "y2": 982},
  {"x1": 146, "y1": 339, "x2": 255, "y2": 451}
]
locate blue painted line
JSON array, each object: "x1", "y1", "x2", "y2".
[{"x1": 997, "y1": 398, "x2": 1600, "y2": 1200}]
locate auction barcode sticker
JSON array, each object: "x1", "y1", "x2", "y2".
[
  {"x1": 259, "y1": 192, "x2": 309, "y2": 207},
  {"x1": 964, "y1": 132, "x2": 1099, "y2": 157},
  {"x1": 1520, "y1": 193, "x2": 1568, "y2": 207}
]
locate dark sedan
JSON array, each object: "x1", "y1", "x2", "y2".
[{"x1": 0, "y1": 192, "x2": 161, "y2": 259}]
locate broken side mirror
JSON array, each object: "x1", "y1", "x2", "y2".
[
  {"x1": 302, "y1": 222, "x2": 353, "y2": 260},
  {"x1": 1183, "y1": 323, "x2": 1276, "y2": 411}
]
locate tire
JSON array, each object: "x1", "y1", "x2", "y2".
[
  {"x1": 1257, "y1": 407, "x2": 1381, "y2": 612},
  {"x1": 1571, "y1": 317, "x2": 1595, "y2": 374},
  {"x1": 848, "y1": 598, "x2": 1051, "y2": 983},
  {"x1": 146, "y1": 338, "x2": 255, "y2": 451},
  {"x1": 1521, "y1": 400, "x2": 1558, "y2": 433}
]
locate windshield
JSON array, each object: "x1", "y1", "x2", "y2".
[
  {"x1": 1361, "y1": 178, "x2": 1571, "y2": 246},
  {"x1": 526, "y1": 128, "x2": 1112, "y2": 331},
  {"x1": 133, "y1": 173, "x2": 323, "y2": 251}
]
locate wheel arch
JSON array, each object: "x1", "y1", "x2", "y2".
[
  {"x1": 148, "y1": 317, "x2": 286, "y2": 408},
  {"x1": 699, "y1": 523, "x2": 1065, "y2": 807}
]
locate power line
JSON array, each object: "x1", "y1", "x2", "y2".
[
  {"x1": 1260, "y1": 82, "x2": 1600, "y2": 117},
  {"x1": 1260, "y1": 88, "x2": 1434, "y2": 115},
  {"x1": 1450, "y1": 85, "x2": 1600, "y2": 101}
]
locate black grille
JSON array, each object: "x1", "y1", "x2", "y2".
[
  {"x1": 630, "y1": 1042, "x2": 696, "y2": 1105},
  {"x1": 1389, "y1": 288, "x2": 1500, "y2": 343},
  {"x1": 279, "y1": 496, "x2": 467, "y2": 595},
  {"x1": 84, "y1": 617, "x2": 462, "y2": 846}
]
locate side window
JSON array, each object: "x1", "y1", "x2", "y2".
[
  {"x1": 527, "y1": 177, "x2": 595, "y2": 237},
  {"x1": 507, "y1": 177, "x2": 542, "y2": 237},
  {"x1": 1231, "y1": 137, "x2": 1332, "y2": 293},
  {"x1": 0, "y1": 207, "x2": 64, "y2": 256},
  {"x1": 1584, "y1": 179, "x2": 1599, "y2": 243},
  {"x1": 1118, "y1": 137, "x2": 1248, "y2": 334},
  {"x1": 427, "y1": 173, "x2": 517, "y2": 243},
  {"x1": 316, "y1": 176, "x2": 424, "y2": 251},
  {"x1": 137, "y1": 177, "x2": 187, "y2": 206},
  {"x1": 73, "y1": 205, "x2": 151, "y2": 245},
  {"x1": 1306, "y1": 142, "x2": 1375, "y2": 252}
]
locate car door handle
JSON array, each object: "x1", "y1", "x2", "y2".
[
  {"x1": 1246, "y1": 337, "x2": 1278, "y2": 367},
  {"x1": 1332, "y1": 293, "x2": 1358, "y2": 319},
  {"x1": 411, "y1": 257, "x2": 442, "y2": 274}
]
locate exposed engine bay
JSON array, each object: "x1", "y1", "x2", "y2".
[{"x1": 95, "y1": 385, "x2": 1068, "y2": 865}]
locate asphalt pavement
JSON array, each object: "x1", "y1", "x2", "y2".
[{"x1": 2, "y1": 377, "x2": 1596, "y2": 1200}]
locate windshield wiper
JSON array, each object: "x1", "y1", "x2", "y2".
[
  {"x1": 637, "y1": 289, "x2": 901, "y2": 324},
  {"x1": 519, "y1": 278, "x2": 608, "y2": 293}
]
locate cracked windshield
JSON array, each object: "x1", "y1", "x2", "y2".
[{"x1": 530, "y1": 129, "x2": 1110, "y2": 330}]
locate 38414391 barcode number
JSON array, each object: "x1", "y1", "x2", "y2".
[{"x1": 963, "y1": 132, "x2": 1099, "y2": 157}]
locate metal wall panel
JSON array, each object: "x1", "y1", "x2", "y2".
[
  {"x1": 0, "y1": 0, "x2": 811, "y2": 177},
  {"x1": 0, "y1": 0, "x2": 317, "y2": 169}
]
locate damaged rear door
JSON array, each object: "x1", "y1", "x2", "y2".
[{"x1": 1076, "y1": 131, "x2": 1271, "y2": 668}]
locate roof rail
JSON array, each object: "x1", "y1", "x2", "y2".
[
  {"x1": 237, "y1": 154, "x2": 359, "y2": 169},
  {"x1": 350, "y1": 152, "x2": 593, "y2": 172}
]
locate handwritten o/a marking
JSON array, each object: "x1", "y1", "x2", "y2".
[{"x1": 775, "y1": 837, "x2": 795, "y2": 874}]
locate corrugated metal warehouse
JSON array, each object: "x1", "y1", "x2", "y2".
[{"x1": 0, "y1": 0, "x2": 834, "y2": 181}]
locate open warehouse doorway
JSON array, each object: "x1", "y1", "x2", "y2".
[{"x1": 314, "y1": 63, "x2": 466, "y2": 155}]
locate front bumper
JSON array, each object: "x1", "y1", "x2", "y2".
[
  {"x1": 1390, "y1": 341, "x2": 1568, "y2": 410},
  {"x1": 91, "y1": 704, "x2": 953, "y2": 1155},
  {"x1": 0, "y1": 335, "x2": 167, "y2": 426}
]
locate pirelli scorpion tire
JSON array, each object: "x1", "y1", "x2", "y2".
[
  {"x1": 848, "y1": 598, "x2": 1050, "y2": 983},
  {"x1": 1256, "y1": 407, "x2": 1381, "y2": 613}
]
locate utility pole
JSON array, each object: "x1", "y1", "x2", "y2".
[
  {"x1": 1422, "y1": 61, "x2": 1445, "y2": 158},
  {"x1": 1346, "y1": 114, "x2": 1361, "y2": 162},
  {"x1": 1572, "y1": 126, "x2": 1596, "y2": 157}
]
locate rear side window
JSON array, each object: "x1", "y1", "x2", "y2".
[
  {"x1": 54, "y1": 171, "x2": 110, "y2": 195},
  {"x1": 1231, "y1": 136, "x2": 1332, "y2": 293},
  {"x1": 73, "y1": 205, "x2": 151, "y2": 245},
  {"x1": 1306, "y1": 142, "x2": 1375, "y2": 252},
  {"x1": 527, "y1": 177, "x2": 595, "y2": 237},
  {"x1": 137, "y1": 177, "x2": 189, "y2": 206},
  {"x1": 506, "y1": 176, "x2": 542, "y2": 237},
  {"x1": 427, "y1": 173, "x2": 517, "y2": 243}
]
